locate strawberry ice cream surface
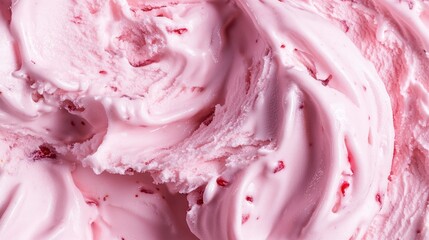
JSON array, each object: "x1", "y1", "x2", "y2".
[{"x1": 0, "y1": 0, "x2": 428, "y2": 239}]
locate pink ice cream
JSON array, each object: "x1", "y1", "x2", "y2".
[{"x1": 0, "y1": 0, "x2": 428, "y2": 239}]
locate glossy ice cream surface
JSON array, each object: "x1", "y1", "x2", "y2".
[{"x1": 0, "y1": 0, "x2": 428, "y2": 239}]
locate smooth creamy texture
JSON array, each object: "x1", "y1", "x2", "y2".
[
  {"x1": 0, "y1": 0, "x2": 428, "y2": 240},
  {"x1": 0, "y1": 131, "x2": 196, "y2": 239}
]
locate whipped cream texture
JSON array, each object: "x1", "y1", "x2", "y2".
[{"x1": 1, "y1": 0, "x2": 428, "y2": 239}]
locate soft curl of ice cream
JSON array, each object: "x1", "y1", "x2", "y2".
[{"x1": 2, "y1": 0, "x2": 429, "y2": 239}]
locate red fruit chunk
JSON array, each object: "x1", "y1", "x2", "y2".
[
  {"x1": 130, "y1": 59, "x2": 156, "y2": 67},
  {"x1": 171, "y1": 28, "x2": 188, "y2": 34},
  {"x1": 273, "y1": 160, "x2": 285, "y2": 173},
  {"x1": 61, "y1": 100, "x2": 85, "y2": 112},
  {"x1": 242, "y1": 214, "x2": 250, "y2": 224},
  {"x1": 141, "y1": 5, "x2": 166, "y2": 12},
  {"x1": 125, "y1": 168, "x2": 136, "y2": 175},
  {"x1": 321, "y1": 74, "x2": 332, "y2": 86},
  {"x1": 340, "y1": 181, "x2": 350, "y2": 196},
  {"x1": 31, "y1": 92, "x2": 43, "y2": 102},
  {"x1": 32, "y1": 144, "x2": 57, "y2": 160},
  {"x1": 216, "y1": 177, "x2": 229, "y2": 187},
  {"x1": 139, "y1": 187, "x2": 154, "y2": 194},
  {"x1": 375, "y1": 193, "x2": 382, "y2": 205},
  {"x1": 85, "y1": 199, "x2": 99, "y2": 206}
]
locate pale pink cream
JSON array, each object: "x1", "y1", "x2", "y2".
[{"x1": 0, "y1": 0, "x2": 428, "y2": 239}]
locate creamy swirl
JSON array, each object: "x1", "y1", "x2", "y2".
[
  {"x1": 4, "y1": 0, "x2": 422, "y2": 239},
  {"x1": 186, "y1": 1, "x2": 394, "y2": 239}
]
